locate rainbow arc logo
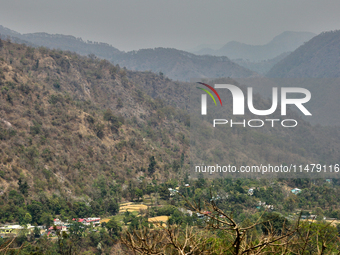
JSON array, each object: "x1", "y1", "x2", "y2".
[{"x1": 196, "y1": 82, "x2": 222, "y2": 106}]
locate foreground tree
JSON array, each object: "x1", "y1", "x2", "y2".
[
  {"x1": 121, "y1": 225, "x2": 213, "y2": 254},
  {"x1": 120, "y1": 194, "x2": 340, "y2": 255}
]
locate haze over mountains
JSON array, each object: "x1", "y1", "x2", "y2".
[
  {"x1": 191, "y1": 31, "x2": 316, "y2": 61},
  {"x1": 0, "y1": 25, "x2": 121, "y2": 60},
  {"x1": 2, "y1": 24, "x2": 340, "y2": 126},
  {"x1": 0, "y1": 25, "x2": 316, "y2": 80},
  {"x1": 232, "y1": 52, "x2": 291, "y2": 75},
  {"x1": 0, "y1": 25, "x2": 255, "y2": 81},
  {"x1": 264, "y1": 30, "x2": 340, "y2": 126},
  {"x1": 267, "y1": 30, "x2": 340, "y2": 78},
  {"x1": 113, "y1": 48, "x2": 256, "y2": 81}
]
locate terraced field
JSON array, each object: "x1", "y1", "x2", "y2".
[{"x1": 119, "y1": 202, "x2": 148, "y2": 213}]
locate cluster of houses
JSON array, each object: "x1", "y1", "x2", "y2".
[
  {"x1": 53, "y1": 217, "x2": 101, "y2": 226},
  {"x1": 0, "y1": 217, "x2": 101, "y2": 237},
  {"x1": 47, "y1": 218, "x2": 101, "y2": 235}
]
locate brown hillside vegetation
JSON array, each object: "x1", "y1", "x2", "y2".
[
  {"x1": 1, "y1": 39, "x2": 340, "y2": 198},
  {"x1": 0, "y1": 39, "x2": 190, "y2": 199}
]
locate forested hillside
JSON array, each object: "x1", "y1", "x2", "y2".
[
  {"x1": 1, "y1": 38, "x2": 340, "y2": 206},
  {"x1": 2, "y1": 38, "x2": 340, "y2": 254},
  {"x1": 0, "y1": 38, "x2": 192, "y2": 224}
]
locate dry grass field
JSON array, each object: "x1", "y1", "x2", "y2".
[
  {"x1": 99, "y1": 218, "x2": 111, "y2": 224},
  {"x1": 119, "y1": 202, "x2": 148, "y2": 213},
  {"x1": 148, "y1": 216, "x2": 169, "y2": 227}
]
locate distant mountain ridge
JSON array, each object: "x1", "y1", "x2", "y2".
[
  {"x1": 192, "y1": 31, "x2": 316, "y2": 61},
  {"x1": 267, "y1": 30, "x2": 340, "y2": 78},
  {"x1": 113, "y1": 47, "x2": 255, "y2": 81},
  {"x1": 264, "y1": 30, "x2": 340, "y2": 126},
  {"x1": 0, "y1": 25, "x2": 121, "y2": 59},
  {"x1": 0, "y1": 25, "x2": 255, "y2": 81},
  {"x1": 232, "y1": 52, "x2": 291, "y2": 75}
]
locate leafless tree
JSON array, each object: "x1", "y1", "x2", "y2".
[{"x1": 121, "y1": 192, "x2": 340, "y2": 255}]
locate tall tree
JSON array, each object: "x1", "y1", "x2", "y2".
[{"x1": 148, "y1": 156, "x2": 156, "y2": 175}]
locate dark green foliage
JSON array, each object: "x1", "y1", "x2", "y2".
[
  {"x1": 135, "y1": 188, "x2": 143, "y2": 201},
  {"x1": 48, "y1": 94, "x2": 64, "y2": 104},
  {"x1": 8, "y1": 190, "x2": 24, "y2": 205},
  {"x1": 94, "y1": 123, "x2": 105, "y2": 139},
  {"x1": 145, "y1": 184, "x2": 154, "y2": 195},
  {"x1": 107, "y1": 199, "x2": 119, "y2": 215},
  {"x1": 148, "y1": 156, "x2": 156, "y2": 175},
  {"x1": 30, "y1": 121, "x2": 41, "y2": 135},
  {"x1": 27, "y1": 201, "x2": 43, "y2": 224},
  {"x1": 159, "y1": 185, "x2": 170, "y2": 200},
  {"x1": 18, "y1": 178, "x2": 29, "y2": 196},
  {"x1": 41, "y1": 212, "x2": 53, "y2": 228},
  {"x1": 41, "y1": 148, "x2": 53, "y2": 162},
  {"x1": 53, "y1": 80, "x2": 60, "y2": 89},
  {"x1": 155, "y1": 205, "x2": 177, "y2": 216},
  {"x1": 261, "y1": 212, "x2": 289, "y2": 235},
  {"x1": 69, "y1": 221, "x2": 87, "y2": 239},
  {"x1": 103, "y1": 109, "x2": 122, "y2": 132},
  {"x1": 105, "y1": 219, "x2": 121, "y2": 238},
  {"x1": 34, "y1": 226, "x2": 41, "y2": 238}
]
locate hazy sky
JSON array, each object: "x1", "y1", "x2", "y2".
[{"x1": 1, "y1": 0, "x2": 340, "y2": 52}]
